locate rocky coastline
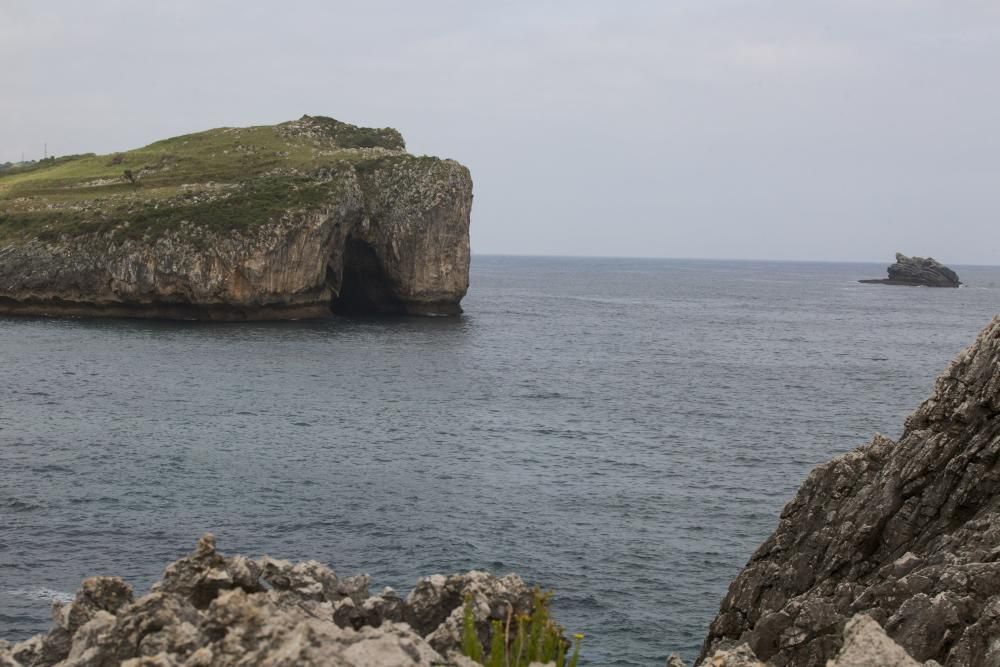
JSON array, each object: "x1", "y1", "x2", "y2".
[
  {"x1": 699, "y1": 315, "x2": 1000, "y2": 666},
  {"x1": 0, "y1": 116, "x2": 472, "y2": 320},
  {"x1": 0, "y1": 534, "x2": 538, "y2": 667},
  {"x1": 859, "y1": 253, "x2": 961, "y2": 287},
  {"x1": 3, "y1": 316, "x2": 998, "y2": 665}
]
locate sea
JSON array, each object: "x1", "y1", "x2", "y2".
[{"x1": 2, "y1": 256, "x2": 999, "y2": 665}]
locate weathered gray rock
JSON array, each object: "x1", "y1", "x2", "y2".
[
  {"x1": 0, "y1": 534, "x2": 536, "y2": 667},
  {"x1": 700, "y1": 644, "x2": 765, "y2": 666},
  {"x1": 405, "y1": 571, "x2": 534, "y2": 656},
  {"x1": 665, "y1": 614, "x2": 939, "y2": 666},
  {"x1": 859, "y1": 253, "x2": 961, "y2": 287},
  {"x1": 700, "y1": 316, "x2": 1000, "y2": 666},
  {"x1": 825, "y1": 615, "x2": 925, "y2": 667}
]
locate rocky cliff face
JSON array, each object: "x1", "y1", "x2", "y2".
[
  {"x1": 700, "y1": 316, "x2": 1000, "y2": 666},
  {"x1": 0, "y1": 535, "x2": 538, "y2": 667},
  {"x1": 681, "y1": 614, "x2": 940, "y2": 667},
  {"x1": 859, "y1": 253, "x2": 961, "y2": 288},
  {"x1": 0, "y1": 116, "x2": 472, "y2": 319}
]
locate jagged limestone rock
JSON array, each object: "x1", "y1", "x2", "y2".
[
  {"x1": 700, "y1": 644, "x2": 765, "y2": 666},
  {"x1": 0, "y1": 115, "x2": 472, "y2": 319},
  {"x1": 663, "y1": 615, "x2": 937, "y2": 666},
  {"x1": 859, "y1": 253, "x2": 961, "y2": 287},
  {"x1": 701, "y1": 316, "x2": 1000, "y2": 666},
  {"x1": 825, "y1": 615, "x2": 927, "y2": 667},
  {"x1": 0, "y1": 535, "x2": 538, "y2": 667},
  {"x1": 404, "y1": 571, "x2": 534, "y2": 655}
]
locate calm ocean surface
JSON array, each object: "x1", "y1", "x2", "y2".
[{"x1": 2, "y1": 256, "x2": 999, "y2": 664}]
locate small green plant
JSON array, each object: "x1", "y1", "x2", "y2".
[
  {"x1": 461, "y1": 590, "x2": 583, "y2": 667},
  {"x1": 461, "y1": 594, "x2": 484, "y2": 662}
]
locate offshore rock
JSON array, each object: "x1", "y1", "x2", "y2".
[
  {"x1": 859, "y1": 253, "x2": 961, "y2": 287},
  {"x1": 0, "y1": 534, "x2": 535, "y2": 667},
  {"x1": 700, "y1": 316, "x2": 1000, "y2": 666},
  {"x1": 0, "y1": 115, "x2": 472, "y2": 319}
]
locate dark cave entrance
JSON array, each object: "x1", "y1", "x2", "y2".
[{"x1": 330, "y1": 238, "x2": 404, "y2": 315}]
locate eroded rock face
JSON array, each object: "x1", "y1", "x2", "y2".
[
  {"x1": 672, "y1": 614, "x2": 933, "y2": 667},
  {"x1": 0, "y1": 534, "x2": 534, "y2": 667},
  {"x1": 0, "y1": 116, "x2": 472, "y2": 319},
  {"x1": 826, "y1": 615, "x2": 930, "y2": 667},
  {"x1": 700, "y1": 316, "x2": 1000, "y2": 666},
  {"x1": 859, "y1": 253, "x2": 961, "y2": 287}
]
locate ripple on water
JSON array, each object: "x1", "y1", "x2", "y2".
[{"x1": 2, "y1": 258, "x2": 999, "y2": 663}]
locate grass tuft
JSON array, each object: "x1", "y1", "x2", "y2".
[
  {"x1": 461, "y1": 589, "x2": 582, "y2": 667},
  {"x1": 0, "y1": 116, "x2": 414, "y2": 244}
]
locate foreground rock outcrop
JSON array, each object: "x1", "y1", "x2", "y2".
[
  {"x1": 859, "y1": 253, "x2": 961, "y2": 287},
  {"x1": 700, "y1": 315, "x2": 1000, "y2": 666},
  {"x1": 0, "y1": 115, "x2": 472, "y2": 319},
  {"x1": 680, "y1": 614, "x2": 936, "y2": 666},
  {"x1": 0, "y1": 534, "x2": 538, "y2": 667}
]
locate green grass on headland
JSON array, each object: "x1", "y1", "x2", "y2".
[{"x1": 0, "y1": 115, "x2": 420, "y2": 243}]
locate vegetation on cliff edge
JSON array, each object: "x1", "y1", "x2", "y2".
[{"x1": 0, "y1": 115, "x2": 439, "y2": 243}]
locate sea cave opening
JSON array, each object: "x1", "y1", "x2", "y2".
[{"x1": 330, "y1": 238, "x2": 404, "y2": 315}]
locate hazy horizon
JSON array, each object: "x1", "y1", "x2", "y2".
[
  {"x1": 2, "y1": 1, "x2": 998, "y2": 264},
  {"x1": 469, "y1": 252, "x2": 1000, "y2": 267}
]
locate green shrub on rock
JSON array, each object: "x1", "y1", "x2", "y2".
[{"x1": 461, "y1": 590, "x2": 583, "y2": 667}]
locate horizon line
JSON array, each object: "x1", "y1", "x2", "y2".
[{"x1": 469, "y1": 252, "x2": 1000, "y2": 268}]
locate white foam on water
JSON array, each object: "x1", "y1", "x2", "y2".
[{"x1": 5, "y1": 588, "x2": 74, "y2": 604}]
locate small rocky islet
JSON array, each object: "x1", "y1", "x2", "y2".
[
  {"x1": 5, "y1": 317, "x2": 1000, "y2": 666},
  {"x1": 860, "y1": 253, "x2": 962, "y2": 288},
  {"x1": 0, "y1": 115, "x2": 472, "y2": 319}
]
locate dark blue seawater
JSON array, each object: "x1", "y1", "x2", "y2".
[{"x1": 2, "y1": 257, "x2": 999, "y2": 664}]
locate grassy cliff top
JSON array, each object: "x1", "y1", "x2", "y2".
[{"x1": 0, "y1": 116, "x2": 431, "y2": 243}]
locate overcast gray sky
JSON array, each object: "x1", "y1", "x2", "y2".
[{"x1": 2, "y1": 1, "x2": 998, "y2": 262}]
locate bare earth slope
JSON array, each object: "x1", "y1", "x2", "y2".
[
  {"x1": 701, "y1": 316, "x2": 1000, "y2": 666},
  {"x1": 0, "y1": 116, "x2": 472, "y2": 319}
]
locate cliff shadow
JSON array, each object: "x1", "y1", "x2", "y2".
[{"x1": 329, "y1": 238, "x2": 405, "y2": 316}]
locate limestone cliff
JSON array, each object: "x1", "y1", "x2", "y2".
[
  {"x1": 700, "y1": 316, "x2": 1000, "y2": 666},
  {"x1": 0, "y1": 116, "x2": 472, "y2": 319}
]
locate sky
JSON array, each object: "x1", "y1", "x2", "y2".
[{"x1": 1, "y1": 1, "x2": 998, "y2": 263}]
